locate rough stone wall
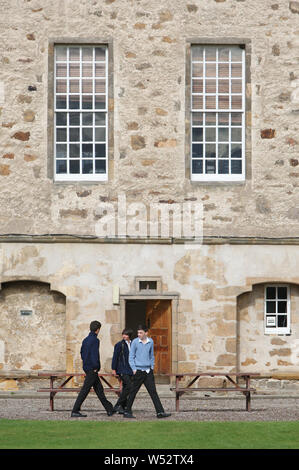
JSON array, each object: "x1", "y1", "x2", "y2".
[
  {"x1": 0, "y1": 0, "x2": 299, "y2": 237},
  {"x1": 0, "y1": 280, "x2": 66, "y2": 374},
  {"x1": 238, "y1": 283, "x2": 299, "y2": 374}
]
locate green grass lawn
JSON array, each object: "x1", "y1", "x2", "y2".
[{"x1": 0, "y1": 420, "x2": 298, "y2": 449}]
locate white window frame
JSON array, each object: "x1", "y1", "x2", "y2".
[
  {"x1": 190, "y1": 45, "x2": 245, "y2": 182},
  {"x1": 54, "y1": 45, "x2": 108, "y2": 182},
  {"x1": 264, "y1": 284, "x2": 291, "y2": 335}
]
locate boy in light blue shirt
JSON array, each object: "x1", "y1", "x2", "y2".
[{"x1": 124, "y1": 325, "x2": 171, "y2": 419}]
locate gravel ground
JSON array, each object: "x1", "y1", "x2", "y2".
[{"x1": 1, "y1": 394, "x2": 299, "y2": 421}]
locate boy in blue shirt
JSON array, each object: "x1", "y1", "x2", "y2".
[{"x1": 123, "y1": 325, "x2": 171, "y2": 419}]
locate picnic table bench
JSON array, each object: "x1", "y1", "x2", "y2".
[
  {"x1": 168, "y1": 372, "x2": 260, "y2": 412},
  {"x1": 37, "y1": 372, "x2": 122, "y2": 411}
]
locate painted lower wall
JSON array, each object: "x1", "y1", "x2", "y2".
[{"x1": 0, "y1": 241, "x2": 299, "y2": 390}]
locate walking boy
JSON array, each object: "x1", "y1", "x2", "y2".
[
  {"x1": 111, "y1": 328, "x2": 134, "y2": 414},
  {"x1": 123, "y1": 325, "x2": 171, "y2": 419},
  {"x1": 71, "y1": 320, "x2": 114, "y2": 417}
]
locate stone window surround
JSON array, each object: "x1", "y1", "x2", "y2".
[
  {"x1": 185, "y1": 37, "x2": 252, "y2": 185},
  {"x1": 47, "y1": 38, "x2": 114, "y2": 184}
]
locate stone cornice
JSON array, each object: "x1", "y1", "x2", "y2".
[{"x1": 1, "y1": 234, "x2": 299, "y2": 245}]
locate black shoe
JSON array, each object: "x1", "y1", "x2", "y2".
[
  {"x1": 107, "y1": 409, "x2": 115, "y2": 416},
  {"x1": 123, "y1": 411, "x2": 136, "y2": 418},
  {"x1": 71, "y1": 411, "x2": 87, "y2": 418},
  {"x1": 157, "y1": 412, "x2": 171, "y2": 419},
  {"x1": 114, "y1": 405, "x2": 125, "y2": 414}
]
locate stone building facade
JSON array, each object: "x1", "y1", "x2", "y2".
[{"x1": 0, "y1": 0, "x2": 299, "y2": 391}]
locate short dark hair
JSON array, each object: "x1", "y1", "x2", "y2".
[
  {"x1": 122, "y1": 328, "x2": 133, "y2": 338},
  {"x1": 90, "y1": 321, "x2": 101, "y2": 332},
  {"x1": 137, "y1": 324, "x2": 148, "y2": 332}
]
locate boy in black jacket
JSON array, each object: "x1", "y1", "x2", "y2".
[
  {"x1": 71, "y1": 321, "x2": 114, "y2": 417},
  {"x1": 111, "y1": 328, "x2": 134, "y2": 414}
]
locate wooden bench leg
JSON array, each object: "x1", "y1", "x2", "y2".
[
  {"x1": 176, "y1": 392, "x2": 180, "y2": 412},
  {"x1": 50, "y1": 392, "x2": 55, "y2": 411},
  {"x1": 246, "y1": 392, "x2": 251, "y2": 412}
]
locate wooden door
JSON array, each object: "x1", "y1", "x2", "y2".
[{"x1": 146, "y1": 300, "x2": 172, "y2": 375}]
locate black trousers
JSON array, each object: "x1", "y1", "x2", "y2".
[
  {"x1": 125, "y1": 369, "x2": 164, "y2": 414},
  {"x1": 72, "y1": 370, "x2": 113, "y2": 413},
  {"x1": 114, "y1": 374, "x2": 134, "y2": 409}
]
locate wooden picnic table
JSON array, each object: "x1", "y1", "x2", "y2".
[
  {"x1": 167, "y1": 372, "x2": 260, "y2": 412},
  {"x1": 37, "y1": 372, "x2": 122, "y2": 411}
]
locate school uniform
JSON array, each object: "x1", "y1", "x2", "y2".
[
  {"x1": 72, "y1": 331, "x2": 113, "y2": 415},
  {"x1": 111, "y1": 339, "x2": 133, "y2": 411}
]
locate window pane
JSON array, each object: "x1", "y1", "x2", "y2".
[
  {"x1": 56, "y1": 128, "x2": 66, "y2": 142},
  {"x1": 277, "y1": 301, "x2": 287, "y2": 313},
  {"x1": 56, "y1": 47, "x2": 67, "y2": 61},
  {"x1": 192, "y1": 63, "x2": 203, "y2": 77},
  {"x1": 206, "y1": 128, "x2": 216, "y2": 142},
  {"x1": 69, "y1": 47, "x2": 80, "y2": 61},
  {"x1": 206, "y1": 160, "x2": 216, "y2": 174},
  {"x1": 192, "y1": 95, "x2": 203, "y2": 109},
  {"x1": 205, "y1": 144, "x2": 216, "y2": 158},
  {"x1": 218, "y1": 128, "x2": 229, "y2": 141},
  {"x1": 231, "y1": 113, "x2": 242, "y2": 126},
  {"x1": 231, "y1": 128, "x2": 242, "y2": 142},
  {"x1": 95, "y1": 80, "x2": 106, "y2": 93},
  {"x1": 192, "y1": 113, "x2": 203, "y2": 126},
  {"x1": 218, "y1": 144, "x2": 229, "y2": 158},
  {"x1": 69, "y1": 113, "x2": 80, "y2": 125},
  {"x1": 82, "y1": 95, "x2": 93, "y2": 109},
  {"x1": 266, "y1": 301, "x2": 276, "y2": 314},
  {"x1": 192, "y1": 144, "x2": 203, "y2": 158},
  {"x1": 205, "y1": 95, "x2": 216, "y2": 109},
  {"x1": 82, "y1": 79, "x2": 93, "y2": 93},
  {"x1": 95, "y1": 144, "x2": 106, "y2": 158},
  {"x1": 205, "y1": 79, "x2": 216, "y2": 93},
  {"x1": 266, "y1": 287, "x2": 276, "y2": 299},
  {"x1": 95, "y1": 95, "x2": 106, "y2": 109},
  {"x1": 95, "y1": 63, "x2": 105, "y2": 77},
  {"x1": 95, "y1": 127, "x2": 106, "y2": 141},
  {"x1": 82, "y1": 113, "x2": 93, "y2": 126},
  {"x1": 218, "y1": 159, "x2": 229, "y2": 174},
  {"x1": 277, "y1": 315, "x2": 287, "y2": 328},
  {"x1": 70, "y1": 160, "x2": 80, "y2": 173},
  {"x1": 192, "y1": 159, "x2": 203, "y2": 174},
  {"x1": 69, "y1": 80, "x2": 80, "y2": 93},
  {"x1": 231, "y1": 95, "x2": 242, "y2": 109},
  {"x1": 95, "y1": 47, "x2": 106, "y2": 61},
  {"x1": 56, "y1": 63, "x2": 67, "y2": 77},
  {"x1": 231, "y1": 144, "x2": 242, "y2": 158},
  {"x1": 56, "y1": 144, "x2": 67, "y2": 158},
  {"x1": 277, "y1": 287, "x2": 287, "y2": 299},
  {"x1": 69, "y1": 128, "x2": 80, "y2": 141},
  {"x1": 56, "y1": 95, "x2": 66, "y2": 109},
  {"x1": 218, "y1": 80, "x2": 229, "y2": 93},
  {"x1": 205, "y1": 46, "x2": 216, "y2": 61},
  {"x1": 218, "y1": 95, "x2": 229, "y2": 109},
  {"x1": 82, "y1": 47, "x2": 93, "y2": 61},
  {"x1": 192, "y1": 46, "x2": 203, "y2": 61},
  {"x1": 231, "y1": 47, "x2": 243, "y2": 62},
  {"x1": 231, "y1": 63, "x2": 242, "y2": 77},
  {"x1": 95, "y1": 159, "x2": 106, "y2": 173},
  {"x1": 218, "y1": 113, "x2": 229, "y2": 125},
  {"x1": 82, "y1": 144, "x2": 93, "y2": 158},
  {"x1": 56, "y1": 160, "x2": 67, "y2": 174},
  {"x1": 82, "y1": 63, "x2": 93, "y2": 77},
  {"x1": 56, "y1": 80, "x2": 67, "y2": 93},
  {"x1": 56, "y1": 113, "x2": 67, "y2": 126},
  {"x1": 231, "y1": 80, "x2": 242, "y2": 93},
  {"x1": 192, "y1": 128, "x2": 203, "y2": 142},
  {"x1": 69, "y1": 144, "x2": 80, "y2": 158},
  {"x1": 69, "y1": 95, "x2": 80, "y2": 109},
  {"x1": 218, "y1": 63, "x2": 229, "y2": 77},
  {"x1": 205, "y1": 113, "x2": 216, "y2": 126},
  {"x1": 95, "y1": 113, "x2": 106, "y2": 125},
  {"x1": 69, "y1": 63, "x2": 80, "y2": 77},
  {"x1": 205, "y1": 63, "x2": 216, "y2": 77},
  {"x1": 231, "y1": 160, "x2": 242, "y2": 174},
  {"x1": 82, "y1": 128, "x2": 93, "y2": 141},
  {"x1": 82, "y1": 160, "x2": 93, "y2": 174},
  {"x1": 218, "y1": 47, "x2": 229, "y2": 61},
  {"x1": 192, "y1": 79, "x2": 203, "y2": 93}
]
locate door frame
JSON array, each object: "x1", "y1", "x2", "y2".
[{"x1": 120, "y1": 293, "x2": 179, "y2": 375}]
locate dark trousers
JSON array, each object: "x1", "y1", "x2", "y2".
[
  {"x1": 114, "y1": 374, "x2": 134, "y2": 409},
  {"x1": 125, "y1": 369, "x2": 164, "y2": 414},
  {"x1": 72, "y1": 370, "x2": 113, "y2": 413}
]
